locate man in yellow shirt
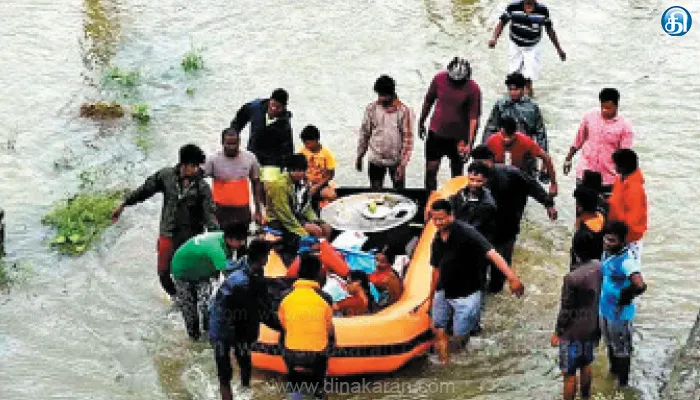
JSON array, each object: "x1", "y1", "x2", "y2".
[
  {"x1": 298, "y1": 125, "x2": 337, "y2": 212},
  {"x1": 278, "y1": 254, "x2": 334, "y2": 399}
]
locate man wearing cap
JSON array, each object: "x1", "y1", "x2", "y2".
[
  {"x1": 230, "y1": 88, "x2": 294, "y2": 182},
  {"x1": 170, "y1": 223, "x2": 250, "y2": 341},
  {"x1": 483, "y1": 72, "x2": 549, "y2": 182},
  {"x1": 488, "y1": 0, "x2": 566, "y2": 97},
  {"x1": 418, "y1": 56, "x2": 482, "y2": 192}
]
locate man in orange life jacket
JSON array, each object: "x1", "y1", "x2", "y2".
[{"x1": 203, "y1": 128, "x2": 264, "y2": 231}]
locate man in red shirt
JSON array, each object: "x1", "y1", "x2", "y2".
[
  {"x1": 418, "y1": 56, "x2": 482, "y2": 192},
  {"x1": 486, "y1": 116, "x2": 558, "y2": 196}
]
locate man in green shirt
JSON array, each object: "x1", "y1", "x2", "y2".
[
  {"x1": 265, "y1": 154, "x2": 331, "y2": 265},
  {"x1": 171, "y1": 223, "x2": 249, "y2": 340}
]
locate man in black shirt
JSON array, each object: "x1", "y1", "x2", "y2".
[
  {"x1": 230, "y1": 88, "x2": 294, "y2": 174},
  {"x1": 470, "y1": 145, "x2": 557, "y2": 293},
  {"x1": 488, "y1": 0, "x2": 566, "y2": 96},
  {"x1": 428, "y1": 199, "x2": 524, "y2": 365}
]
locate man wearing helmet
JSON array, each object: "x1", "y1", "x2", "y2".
[
  {"x1": 418, "y1": 57, "x2": 482, "y2": 192},
  {"x1": 488, "y1": 0, "x2": 566, "y2": 97}
]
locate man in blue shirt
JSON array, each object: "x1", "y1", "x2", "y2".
[{"x1": 599, "y1": 221, "x2": 647, "y2": 388}]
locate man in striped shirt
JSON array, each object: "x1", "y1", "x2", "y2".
[{"x1": 488, "y1": 0, "x2": 566, "y2": 96}]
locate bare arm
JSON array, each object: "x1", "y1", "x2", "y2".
[
  {"x1": 486, "y1": 249, "x2": 524, "y2": 296},
  {"x1": 545, "y1": 26, "x2": 566, "y2": 59},
  {"x1": 429, "y1": 267, "x2": 440, "y2": 303},
  {"x1": 489, "y1": 21, "x2": 506, "y2": 46},
  {"x1": 251, "y1": 177, "x2": 263, "y2": 215},
  {"x1": 539, "y1": 152, "x2": 558, "y2": 195}
]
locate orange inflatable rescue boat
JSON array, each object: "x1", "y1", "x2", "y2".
[{"x1": 251, "y1": 177, "x2": 468, "y2": 376}]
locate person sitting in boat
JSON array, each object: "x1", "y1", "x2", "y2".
[
  {"x1": 298, "y1": 125, "x2": 338, "y2": 214},
  {"x1": 265, "y1": 154, "x2": 332, "y2": 264},
  {"x1": 333, "y1": 270, "x2": 377, "y2": 317},
  {"x1": 369, "y1": 246, "x2": 404, "y2": 309}
]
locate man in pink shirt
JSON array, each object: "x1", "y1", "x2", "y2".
[
  {"x1": 418, "y1": 56, "x2": 482, "y2": 192},
  {"x1": 563, "y1": 88, "x2": 634, "y2": 195}
]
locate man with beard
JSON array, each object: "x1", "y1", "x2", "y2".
[
  {"x1": 470, "y1": 145, "x2": 557, "y2": 293},
  {"x1": 203, "y1": 128, "x2": 264, "y2": 230},
  {"x1": 418, "y1": 56, "x2": 482, "y2": 192}
]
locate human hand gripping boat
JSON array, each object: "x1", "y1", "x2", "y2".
[{"x1": 251, "y1": 177, "x2": 471, "y2": 376}]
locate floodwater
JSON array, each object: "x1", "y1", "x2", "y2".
[{"x1": 1, "y1": 0, "x2": 698, "y2": 399}]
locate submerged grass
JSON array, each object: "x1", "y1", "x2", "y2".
[
  {"x1": 181, "y1": 47, "x2": 204, "y2": 72},
  {"x1": 131, "y1": 103, "x2": 150, "y2": 124},
  {"x1": 0, "y1": 260, "x2": 11, "y2": 289},
  {"x1": 103, "y1": 66, "x2": 140, "y2": 87},
  {"x1": 41, "y1": 190, "x2": 125, "y2": 256}
]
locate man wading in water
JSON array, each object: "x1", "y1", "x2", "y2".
[
  {"x1": 203, "y1": 127, "x2": 264, "y2": 231},
  {"x1": 418, "y1": 56, "x2": 482, "y2": 192},
  {"x1": 230, "y1": 88, "x2": 293, "y2": 184},
  {"x1": 111, "y1": 144, "x2": 219, "y2": 300},
  {"x1": 488, "y1": 0, "x2": 566, "y2": 97},
  {"x1": 428, "y1": 199, "x2": 524, "y2": 364}
]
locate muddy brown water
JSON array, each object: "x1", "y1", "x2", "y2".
[{"x1": 1, "y1": 0, "x2": 698, "y2": 399}]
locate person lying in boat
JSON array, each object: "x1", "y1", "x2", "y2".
[
  {"x1": 332, "y1": 271, "x2": 377, "y2": 317},
  {"x1": 369, "y1": 246, "x2": 404, "y2": 309}
]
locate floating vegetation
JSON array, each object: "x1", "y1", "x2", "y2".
[
  {"x1": 80, "y1": 101, "x2": 125, "y2": 119},
  {"x1": 41, "y1": 190, "x2": 125, "y2": 256},
  {"x1": 134, "y1": 134, "x2": 152, "y2": 154},
  {"x1": 103, "y1": 66, "x2": 139, "y2": 87},
  {"x1": 591, "y1": 393, "x2": 625, "y2": 400},
  {"x1": 0, "y1": 260, "x2": 11, "y2": 289},
  {"x1": 131, "y1": 103, "x2": 150, "y2": 123},
  {"x1": 185, "y1": 87, "x2": 195, "y2": 96},
  {"x1": 181, "y1": 47, "x2": 204, "y2": 72}
]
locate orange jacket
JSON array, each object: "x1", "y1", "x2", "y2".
[
  {"x1": 285, "y1": 240, "x2": 350, "y2": 278},
  {"x1": 607, "y1": 169, "x2": 648, "y2": 242}
]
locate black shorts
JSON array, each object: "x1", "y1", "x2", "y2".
[{"x1": 425, "y1": 131, "x2": 462, "y2": 162}]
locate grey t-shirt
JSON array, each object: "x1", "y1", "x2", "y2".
[
  {"x1": 555, "y1": 260, "x2": 602, "y2": 341},
  {"x1": 203, "y1": 150, "x2": 260, "y2": 181}
]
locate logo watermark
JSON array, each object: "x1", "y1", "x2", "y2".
[
  {"x1": 661, "y1": 6, "x2": 692, "y2": 36},
  {"x1": 266, "y1": 377, "x2": 455, "y2": 395}
]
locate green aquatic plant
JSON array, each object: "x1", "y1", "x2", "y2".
[
  {"x1": 0, "y1": 260, "x2": 11, "y2": 288},
  {"x1": 41, "y1": 190, "x2": 125, "y2": 256},
  {"x1": 181, "y1": 47, "x2": 204, "y2": 72},
  {"x1": 103, "y1": 66, "x2": 139, "y2": 87},
  {"x1": 185, "y1": 87, "x2": 195, "y2": 96},
  {"x1": 591, "y1": 392, "x2": 626, "y2": 400},
  {"x1": 134, "y1": 134, "x2": 152, "y2": 154},
  {"x1": 131, "y1": 103, "x2": 151, "y2": 123}
]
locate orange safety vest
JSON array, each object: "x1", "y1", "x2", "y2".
[{"x1": 212, "y1": 179, "x2": 251, "y2": 207}]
